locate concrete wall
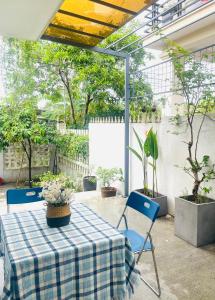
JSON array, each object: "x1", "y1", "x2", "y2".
[
  {"x1": 0, "y1": 144, "x2": 54, "y2": 183},
  {"x1": 89, "y1": 116, "x2": 215, "y2": 215},
  {"x1": 2, "y1": 165, "x2": 50, "y2": 183}
]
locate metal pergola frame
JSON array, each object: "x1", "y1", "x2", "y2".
[
  {"x1": 41, "y1": 0, "x2": 213, "y2": 197},
  {"x1": 42, "y1": 34, "x2": 131, "y2": 196}
]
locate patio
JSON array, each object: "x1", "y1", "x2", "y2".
[
  {"x1": 1, "y1": 186, "x2": 215, "y2": 299},
  {"x1": 0, "y1": 1, "x2": 214, "y2": 299}
]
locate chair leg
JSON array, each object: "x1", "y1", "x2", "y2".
[{"x1": 139, "y1": 237, "x2": 161, "y2": 297}]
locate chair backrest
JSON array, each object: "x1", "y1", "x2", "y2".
[
  {"x1": 6, "y1": 187, "x2": 43, "y2": 205},
  {"x1": 126, "y1": 191, "x2": 160, "y2": 222}
]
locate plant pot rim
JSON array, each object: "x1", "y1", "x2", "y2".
[
  {"x1": 83, "y1": 175, "x2": 96, "y2": 179},
  {"x1": 136, "y1": 188, "x2": 166, "y2": 200},
  {"x1": 176, "y1": 195, "x2": 215, "y2": 205},
  {"x1": 101, "y1": 186, "x2": 116, "y2": 191},
  {"x1": 47, "y1": 203, "x2": 70, "y2": 207}
]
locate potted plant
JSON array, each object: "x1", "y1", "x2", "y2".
[
  {"x1": 129, "y1": 128, "x2": 168, "y2": 217},
  {"x1": 166, "y1": 42, "x2": 215, "y2": 246},
  {"x1": 83, "y1": 166, "x2": 97, "y2": 191},
  {"x1": 40, "y1": 176, "x2": 73, "y2": 228},
  {"x1": 96, "y1": 167, "x2": 123, "y2": 198},
  {"x1": 83, "y1": 175, "x2": 97, "y2": 191}
]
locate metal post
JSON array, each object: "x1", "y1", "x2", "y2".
[{"x1": 124, "y1": 56, "x2": 130, "y2": 197}]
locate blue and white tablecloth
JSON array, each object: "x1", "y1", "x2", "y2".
[{"x1": 0, "y1": 202, "x2": 140, "y2": 300}]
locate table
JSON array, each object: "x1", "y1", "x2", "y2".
[{"x1": 0, "y1": 203, "x2": 140, "y2": 300}]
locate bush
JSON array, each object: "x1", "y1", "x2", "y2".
[
  {"x1": 55, "y1": 133, "x2": 89, "y2": 160},
  {"x1": 33, "y1": 171, "x2": 82, "y2": 192}
]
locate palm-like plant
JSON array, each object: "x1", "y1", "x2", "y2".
[
  {"x1": 144, "y1": 128, "x2": 158, "y2": 197},
  {"x1": 129, "y1": 128, "x2": 158, "y2": 197},
  {"x1": 128, "y1": 128, "x2": 148, "y2": 189}
]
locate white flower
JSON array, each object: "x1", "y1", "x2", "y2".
[{"x1": 40, "y1": 179, "x2": 73, "y2": 206}]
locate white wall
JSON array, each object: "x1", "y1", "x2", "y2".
[
  {"x1": 89, "y1": 116, "x2": 215, "y2": 215},
  {"x1": 89, "y1": 123, "x2": 125, "y2": 170}
]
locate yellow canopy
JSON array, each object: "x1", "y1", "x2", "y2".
[{"x1": 43, "y1": 0, "x2": 153, "y2": 47}]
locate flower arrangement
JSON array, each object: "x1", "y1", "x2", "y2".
[{"x1": 40, "y1": 177, "x2": 73, "y2": 207}]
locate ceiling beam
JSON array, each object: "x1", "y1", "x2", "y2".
[
  {"x1": 42, "y1": 34, "x2": 128, "y2": 58},
  {"x1": 58, "y1": 9, "x2": 119, "y2": 29},
  {"x1": 90, "y1": 0, "x2": 137, "y2": 16},
  {"x1": 49, "y1": 23, "x2": 104, "y2": 39}
]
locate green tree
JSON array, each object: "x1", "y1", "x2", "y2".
[
  {"x1": 0, "y1": 99, "x2": 55, "y2": 187},
  {"x1": 3, "y1": 27, "x2": 150, "y2": 127},
  {"x1": 166, "y1": 41, "x2": 215, "y2": 202}
]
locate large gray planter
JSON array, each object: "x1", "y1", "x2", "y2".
[
  {"x1": 175, "y1": 196, "x2": 215, "y2": 247},
  {"x1": 136, "y1": 189, "x2": 168, "y2": 217}
]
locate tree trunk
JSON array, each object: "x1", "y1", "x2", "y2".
[
  {"x1": 67, "y1": 91, "x2": 76, "y2": 125},
  {"x1": 28, "y1": 140, "x2": 32, "y2": 188},
  {"x1": 58, "y1": 69, "x2": 76, "y2": 125},
  {"x1": 84, "y1": 94, "x2": 93, "y2": 126},
  {"x1": 21, "y1": 141, "x2": 32, "y2": 188},
  {"x1": 28, "y1": 156, "x2": 32, "y2": 187}
]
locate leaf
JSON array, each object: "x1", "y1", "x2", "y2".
[
  {"x1": 144, "y1": 136, "x2": 151, "y2": 157},
  {"x1": 144, "y1": 128, "x2": 158, "y2": 160},
  {"x1": 128, "y1": 146, "x2": 142, "y2": 162},
  {"x1": 133, "y1": 128, "x2": 143, "y2": 152}
]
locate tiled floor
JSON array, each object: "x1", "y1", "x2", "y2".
[{"x1": 1, "y1": 187, "x2": 215, "y2": 299}]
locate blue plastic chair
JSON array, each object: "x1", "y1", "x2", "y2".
[
  {"x1": 6, "y1": 187, "x2": 43, "y2": 213},
  {"x1": 117, "y1": 191, "x2": 161, "y2": 297}
]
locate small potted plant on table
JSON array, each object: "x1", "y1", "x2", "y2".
[
  {"x1": 96, "y1": 167, "x2": 123, "y2": 198},
  {"x1": 129, "y1": 128, "x2": 168, "y2": 217},
  {"x1": 40, "y1": 177, "x2": 73, "y2": 228}
]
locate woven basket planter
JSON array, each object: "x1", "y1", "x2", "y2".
[{"x1": 46, "y1": 204, "x2": 71, "y2": 228}]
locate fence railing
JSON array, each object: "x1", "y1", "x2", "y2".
[
  {"x1": 67, "y1": 129, "x2": 89, "y2": 136},
  {"x1": 90, "y1": 114, "x2": 161, "y2": 123},
  {"x1": 145, "y1": 0, "x2": 211, "y2": 33},
  {"x1": 57, "y1": 154, "x2": 89, "y2": 178}
]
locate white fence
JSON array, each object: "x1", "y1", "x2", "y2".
[
  {"x1": 57, "y1": 154, "x2": 89, "y2": 178},
  {"x1": 67, "y1": 129, "x2": 89, "y2": 136}
]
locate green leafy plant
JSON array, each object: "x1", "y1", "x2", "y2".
[
  {"x1": 144, "y1": 128, "x2": 158, "y2": 197},
  {"x1": 54, "y1": 133, "x2": 89, "y2": 161},
  {"x1": 96, "y1": 167, "x2": 123, "y2": 187},
  {"x1": 4, "y1": 27, "x2": 148, "y2": 127},
  {"x1": 128, "y1": 128, "x2": 148, "y2": 189},
  {"x1": 129, "y1": 128, "x2": 158, "y2": 197},
  {"x1": 34, "y1": 171, "x2": 78, "y2": 191},
  {"x1": 165, "y1": 41, "x2": 215, "y2": 203},
  {"x1": 0, "y1": 100, "x2": 56, "y2": 187}
]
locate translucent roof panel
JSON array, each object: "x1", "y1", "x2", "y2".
[{"x1": 43, "y1": 0, "x2": 153, "y2": 47}]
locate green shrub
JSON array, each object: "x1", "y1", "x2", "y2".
[{"x1": 55, "y1": 133, "x2": 89, "y2": 160}]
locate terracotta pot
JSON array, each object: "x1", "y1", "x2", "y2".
[
  {"x1": 101, "y1": 187, "x2": 117, "y2": 198},
  {"x1": 46, "y1": 204, "x2": 71, "y2": 228}
]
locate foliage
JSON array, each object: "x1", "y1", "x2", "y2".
[
  {"x1": 128, "y1": 128, "x2": 148, "y2": 188},
  {"x1": 54, "y1": 133, "x2": 89, "y2": 160},
  {"x1": 0, "y1": 99, "x2": 56, "y2": 187},
  {"x1": 129, "y1": 128, "x2": 159, "y2": 197},
  {"x1": 144, "y1": 128, "x2": 158, "y2": 197},
  {"x1": 165, "y1": 41, "x2": 215, "y2": 202},
  {"x1": 96, "y1": 167, "x2": 123, "y2": 187},
  {"x1": 34, "y1": 171, "x2": 82, "y2": 193},
  {"x1": 3, "y1": 27, "x2": 151, "y2": 127}
]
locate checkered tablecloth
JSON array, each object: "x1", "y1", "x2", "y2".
[{"x1": 0, "y1": 202, "x2": 140, "y2": 300}]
